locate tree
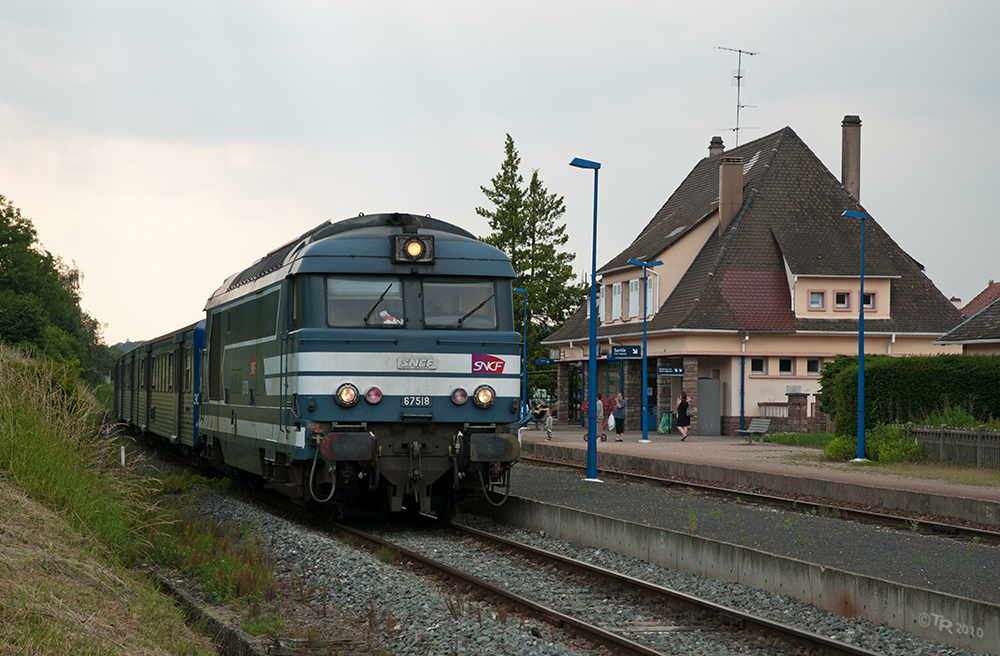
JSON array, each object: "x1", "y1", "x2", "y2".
[
  {"x1": 477, "y1": 135, "x2": 578, "y2": 399},
  {"x1": 0, "y1": 193, "x2": 113, "y2": 385}
]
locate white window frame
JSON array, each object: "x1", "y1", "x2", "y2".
[
  {"x1": 809, "y1": 290, "x2": 826, "y2": 310},
  {"x1": 807, "y1": 359, "x2": 821, "y2": 375},
  {"x1": 862, "y1": 291, "x2": 876, "y2": 311},
  {"x1": 628, "y1": 279, "x2": 640, "y2": 318},
  {"x1": 834, "y1": 290, "x2": 851, "y2": 311},
  {"x1": 750, "y1": 358, "x2": 766, "y2": 375},
  {"x1": 779, "y1": 358, "x2": 794, "y2": 375},
  {"x1": 598, "y1": 285, "x2": 606, "y2": 322},
  {"x1": 611, "y1": 282, "x2": 622, "y2": 321}
]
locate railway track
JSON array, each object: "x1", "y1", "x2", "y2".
[
  {"x1": 343, "y1": 518, "x2": 883, "y2": 656},
  {"x1": 520, "y1": 454, "x2": 1000, "y2": 546}
]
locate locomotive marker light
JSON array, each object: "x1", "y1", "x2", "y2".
[
  {"x1": 627, "y1": 258, "x2": 662, "y2": 443},
  {"x1": 364, "y1": 386, "x2": 383, "y2": 404},
  {"x1": 843, "y1": 209, "x2": 870, "y2": 462},
  {"x1": 569, "y1": 156, "x2": 603, "y2": 483},
  {"x1": 514, "y1": 287, "x2": 528, "y2": 418},
  {"x1": 392, "y1": 234, "x2": 435, "y2": 263}
]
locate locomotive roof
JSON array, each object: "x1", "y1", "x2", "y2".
[{"x1": 205, "y1": 213, "x2": 512, "y2": 308}]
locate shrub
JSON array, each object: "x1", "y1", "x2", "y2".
[
  {"x1": 822, "y1": 424, "x2": 923, "y2": 464},
  {"x1": 823, "y1": 436, "x2": 858, "y2": 461}
]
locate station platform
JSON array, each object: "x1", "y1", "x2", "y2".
[{"x1": 518, "y1": 423, "x2": 1000, "y2": 527}]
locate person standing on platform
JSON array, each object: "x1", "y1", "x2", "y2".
[
  {"x1": 676, "y1": 391, "x2": 691, "y2": 441},
  {"x1": 596, "y1": 394, "x2": 607, "y2": 441},
  {"x1": 613, "y1": 392, "x2": 626, "y2": 441}
]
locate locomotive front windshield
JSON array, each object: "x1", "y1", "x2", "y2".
[
  {"x1": 326, "y1": 276, "x2": 404, "y2": 327},
  {"x1": 423, "y1": 278, "x2": 497, "y2": 329}
]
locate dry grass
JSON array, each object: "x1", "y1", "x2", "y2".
[{"x1": 0, "y1": 480, "x2": 215, "y2": 655}]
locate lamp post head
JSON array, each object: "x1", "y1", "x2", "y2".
[
  {"x1": 842, "y1": 210, "x2": 867, "y2": 219},
  {"x1": 627, "y1": 258, "x2": 663, "y2": 269},
  {"x1": 570, "y1": 157, "x2": 601, "y2": 170},
  {"x1": 514, "y1": 287, "x2": 527, "y2": 294}
]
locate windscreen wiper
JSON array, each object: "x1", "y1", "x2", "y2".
[
  {"x1": 457, "y1": 294, "x2": 494, "y2": 326},
  {"x1": 363, "y1": 285, "x2": 393, "y2": 324}
]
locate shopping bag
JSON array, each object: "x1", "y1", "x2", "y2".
[
  {"x1": 657, "y1": 412, "x2": 671, "y2": 434},
  {"x1": 607, "y1": 414, "x2": 615, "y2": 431}
]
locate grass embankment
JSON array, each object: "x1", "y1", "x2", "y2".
[{"x1": 0, "y1": 344, "x2": 277, "y2": 654}]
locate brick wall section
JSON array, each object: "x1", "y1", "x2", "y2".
[
  {"x1": 623, "y1": 359, "x2": 642, "y2": 431},
  {"x1": 656, "y1": 356, "x2": 671, "y2": 429},
  {"x1": 682, "y1": 355, "x2": 699, "y2": 435},
  {"x1": 555, "y1": 361, "x2": 569, "y2": 425},
  {"x1": 787, "y1": 393, "x2": 809, "y2": 432}
]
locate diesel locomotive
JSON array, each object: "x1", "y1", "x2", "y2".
[{"x1": 113, "y1": 213, "x2": 522, "y2": 518}]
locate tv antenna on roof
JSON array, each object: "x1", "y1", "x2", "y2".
[{"x1": 718, "y1": 46, "x2": 759, "y2": 146}]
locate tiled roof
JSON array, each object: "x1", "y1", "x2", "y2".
[
  {"x1": 936, "y1": 297, "x2": 1000, "y2": 344},
  {"x1": 961, "y1": 282, "x2": 1000, "y2": 318},
  {"x1": 546, "y1": 126, "x2": 965, "y2": 345}
]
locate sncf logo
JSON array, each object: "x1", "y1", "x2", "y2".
[{"x1": 472, "y1": 353, "x2": 505, "y2": 374}]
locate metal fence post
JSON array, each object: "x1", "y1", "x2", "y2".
[
  {"x1": 939, "y1": 424, "x2": 946, "y2": 462},
  {"x1": 977, "y1": 425, "x2": 984, "y2": 469}
]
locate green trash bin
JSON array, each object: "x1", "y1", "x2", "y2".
[{"x1": 657, "y1": 411, "x2": 672, "y2": 434}]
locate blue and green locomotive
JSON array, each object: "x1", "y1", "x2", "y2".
[{"x1": 113, "y1": 213, "x2": 522, "y2": 518}]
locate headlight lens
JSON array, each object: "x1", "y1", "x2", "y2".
[
  {"x1": 451, "y1": 387, "x2": 468, "y2": 405},
  {"x1": 365, "y1": 386, "x2": 383, "y2": 404},
  {"x1": 335, "y1": 383, "x2": 359, "y2": 407},
  {"x1": 405, "y1": 239, "x2": 424, "y2": 258},
  {"x1": 472, "y1": 384, "x2": 495, "y2": 409}
]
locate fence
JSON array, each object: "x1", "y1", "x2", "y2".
[{"x1": 900, "y1": 423, "x2": 1000, "y2": 469}]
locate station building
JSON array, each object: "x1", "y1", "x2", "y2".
[{"x1": 543, "y1": 117, "x2": 964, "y2": 435}]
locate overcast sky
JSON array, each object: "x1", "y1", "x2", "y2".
[{"x1": 2, "y1": 1, "x2": 996, "y2": 345}]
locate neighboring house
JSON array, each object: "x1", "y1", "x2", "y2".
[
  {"x1": 545, "y1": 117, "x2": 964, "y2": 435},
  {"x1": 935, "y1": 297, "x2": 1000, "y2": 355},
  {"x1": 960, "y1": 280, "x2": 1000, "y2": 319}
]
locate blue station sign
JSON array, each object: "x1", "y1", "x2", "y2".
[
  {"x1": 658, "y1": 366, "x2": 684, "y2": 376},
  {"x1": 609, "y1": 345, "x2": 641, "y2": 360}
]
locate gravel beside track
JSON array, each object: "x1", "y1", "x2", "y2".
[{"x1": 195, "y1": 488, "x2": 990, "y2": 656}]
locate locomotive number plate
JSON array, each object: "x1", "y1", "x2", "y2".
[{"x1": 401, "y1": 395, "x2": 432, "y2": 407}]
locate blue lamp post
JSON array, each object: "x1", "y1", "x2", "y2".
[
  {"x1": 843, "y1": 209, "x2": 869, "y2": 462},
  {"x1": 514, "y1": 287, "x2": 528, "y2": 418},
  {"x1": 570, "y1": 157, "x2": 601, "y2": 482},
  {"x1": 627, "y1": 258, "x2": 662, "y2": 443}
]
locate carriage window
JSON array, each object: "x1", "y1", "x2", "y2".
[
  {"x1": 423, "y1": 279, "x2": 497, "y2": 329},
  {"x1": 326, "y1": 276, "x2": 404, "y2": 327}
]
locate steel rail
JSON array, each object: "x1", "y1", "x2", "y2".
[
  {"x1": 520, "y1": 455, "x2": 1000, "y2": 545},
  {"x1": 331, "y1": 522, "x2": 668, "y2": 656},
  {"x1": 448, "y1": 521, "x2": 883, "y2": 656}
]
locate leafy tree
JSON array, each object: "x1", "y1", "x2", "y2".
[
  {"x1": 477, "y1": 135, "x2": 578, "y2": 399},
  {"x1": 0, "y1": 193, "x2": 114, "y2": 385}
]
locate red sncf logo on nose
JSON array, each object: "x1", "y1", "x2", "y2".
[{"x1": 472, "y1": 354, "x2": 505, "y2": 374}]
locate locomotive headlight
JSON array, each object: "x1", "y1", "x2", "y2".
[
  {"x1": 365, "y1": 386, "x2": 383, "y2": 404},
  {"x1": 392, "y1": 234, "x2": 434, "y2": 263},
  {"x1": 472, "y1": 384, "x2": 496, "y2": 409},
  {"x1": 451, "y1": 387, "x2": 468, "y2": 405},
  {"x1": 405, "y1": 239, "x2": 423, "y2": 258},
  {"x1": 335, "y1": 383, "x2": 360, "y2": 407}
]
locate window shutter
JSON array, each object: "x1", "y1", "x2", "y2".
[
  {"x1": 612, "y1": 282, "x2": 622, "y2": 320},
  {"x1": 628, "y1": 279, "x2": 640, "y2": 318}
]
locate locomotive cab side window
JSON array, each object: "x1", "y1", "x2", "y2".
[
  {"x1": 423, "y1": 279, "x2": 497, "y2": 329},
  {"x1": 326, "y1": 276, "x2": 404, "y2": 327}
]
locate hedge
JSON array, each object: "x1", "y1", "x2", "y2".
[{"x1": 816, "y1": 353, "x2": 1000, "y2": 436}]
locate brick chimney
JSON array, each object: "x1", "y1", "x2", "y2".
[
  {"x1": 708, "y1": 136, "x2": 724, "y2": 157},
  {"x1": 718, "y1": 156, "x2": 743, "y2": 235},
  {"x1": 841, "y1": 115, "x2": 861, "y2": 201}
]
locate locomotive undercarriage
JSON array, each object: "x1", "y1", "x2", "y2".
[{"x1": 307, "y1": 422, "x2": 519, "y2": 518}]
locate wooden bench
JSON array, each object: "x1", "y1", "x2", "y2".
[{"x1": 737, "y1": 417, "x2": 771, "y2": 444}]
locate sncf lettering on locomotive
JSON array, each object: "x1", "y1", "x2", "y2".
[
  {"x1": 396, "y1": 355, "x2": 437, "y2": 370},
  {"x1": 472, "y1": 353, "x2": 505, "y2": 374}
]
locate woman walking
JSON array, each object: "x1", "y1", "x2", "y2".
[
  {"x1": 676, "y1": 391, "x2": 691, "y2": 440},
  {"x1": 613, "y1": 393, "x2": 626, "y2": 441}
]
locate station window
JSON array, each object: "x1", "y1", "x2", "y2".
[
  {"x1": 809, "y1": 291, "x2": 825, "y2": 310},
  {"x1": 835, "y1": 291, "x2": 851, "y2": 310},
  {"x1": 779, "y1": 358, "x2": 794, "y2": 375},
  {"x1": 807, "y1": 359, "x2": 821, "y2": 375},
  {"x1": 750, "y1": 358, "x2": 766, "y2": 375},
  {"x1": 863, "y1": 292, "x2": 876, "y2": 311}
]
